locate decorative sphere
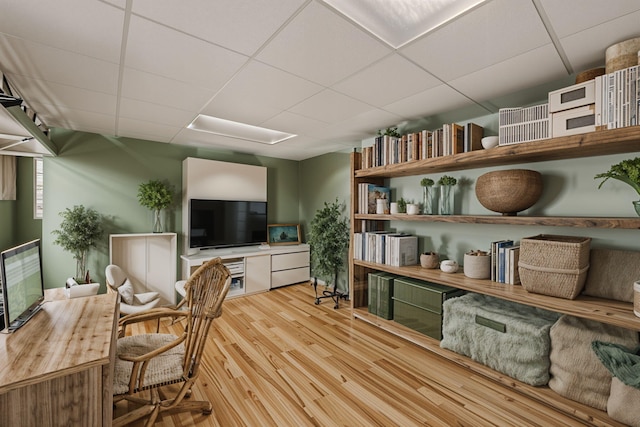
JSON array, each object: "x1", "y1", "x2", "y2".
[{"x1": 475, "y1": 169, "x2": 543, "y2": 216}]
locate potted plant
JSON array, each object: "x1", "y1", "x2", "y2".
[
  {"x1": 438, "y1": 175, "x2": 457, "y2": 215},
  {"x1": 420, "y1": 178, "x2": 435, "y2": 214},
  {"x1": 396, "y1": 197, "x2": 407, "y2": 214},
  {"x1": 137, "y1": 179, "x2": 174, "y2": 232},
  {"x1": 52, "y1": 205, "x2": 103, "y2": 284},
  {"x1": 308, "y1": 198, "x2": 350, "y2": 308},
  {"x1": 595, "y1": 156, "x2": 640, "y2": 216}
]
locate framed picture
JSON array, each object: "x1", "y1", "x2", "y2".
[{"x1": 267, "y1": 223, "x2": 301, "y2": 245}]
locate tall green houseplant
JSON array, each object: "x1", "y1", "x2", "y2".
[
  {"x1": 308, "y1": 199, "x2": 350, "y2": 307},
  {"x1": 137, "y1": 179, "x2": 174, "y2": 232},
  {"x1": 52, "y1": 205, "x2": 103, "y2": 282}
]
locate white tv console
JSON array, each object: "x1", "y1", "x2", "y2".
[{"x1": 180, "y1": 244, "x2": 310, "y2": 298}]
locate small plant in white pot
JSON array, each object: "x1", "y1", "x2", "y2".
[
  {"x1": 137, "y1": 179, "x2": 174, "y2": 232},
  {"x1": 52, "y1": 205, "x2": 103, "y2": 288}
]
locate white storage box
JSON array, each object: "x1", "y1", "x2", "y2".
[
  {"x1": 499, "y1": 103, "x2": 550, "y2": 146},
  {"x1": 551, "y1": 104, "x2": 596, "y2": 137},
  {"x1": 548, "y1": 80, "x2": 596, "y2": 113}
]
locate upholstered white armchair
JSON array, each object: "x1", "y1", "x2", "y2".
[{"x1": 105, "y1": 264, "x2": 161, "y2": 315}]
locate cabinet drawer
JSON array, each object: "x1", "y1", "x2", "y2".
[
  {"x1": 271, "y1": 266, "x2": 310, "y2": 288},
  {"x1": 271, "y1": 251, "x2": 309, "y2": 271},
  {"x1": 394, "y1": 277, "x2": 462, "y2": 314}
]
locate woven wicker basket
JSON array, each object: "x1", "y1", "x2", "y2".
[{"x1": 518, "y1": 235, "x2": 591, "y2": 300}]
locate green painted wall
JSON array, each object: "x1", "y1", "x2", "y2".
[
  {"x1": 16, "y1": 157, "x2": 42, "y2": 244},
  {"x1": 41, "y1": 129, "x2": 300, "y2": 290},
  {"x1": 299, "y1": 152, "x2": 351, "y2": 290},
  {"x1": 0, "y1": 177, "x2": 15, "y2": 251}
]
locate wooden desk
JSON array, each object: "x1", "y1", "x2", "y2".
[{"x1": 0, "y1": 288, "x2": 119, "y2": 426}]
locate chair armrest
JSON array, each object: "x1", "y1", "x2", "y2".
[
  {"x1": 117, "y1": 334, "x2": 186, "y2": 363},
  {"x1": 118, "y1": 307, "x2": 187, "y2": 336}
]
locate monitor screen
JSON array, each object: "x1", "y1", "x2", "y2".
[
  {"x1": 189, "y1": 199, "x2": 267, "y2": 249},
  {"x1": 0, "y1": 239, "x2": 45, "y2": 331}
]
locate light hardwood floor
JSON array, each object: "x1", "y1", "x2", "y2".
[{"x1": 115, "y1": 283, "x2": 622, "y2": 427}]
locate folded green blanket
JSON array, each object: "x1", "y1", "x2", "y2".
[{"x1": 592, "y1": 341, "x2": 640, "y2": 389}]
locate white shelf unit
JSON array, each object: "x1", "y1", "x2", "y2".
[
  {"x1": 109, "y1": 233, "x2": 177, "y2": 306},
  {"x1": 181, "y1": 244, "x2": 310, "y2": 298}
]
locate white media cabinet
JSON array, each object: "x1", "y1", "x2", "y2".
[{"x1": 180, "y1": 244, "x2": 310, "y2": 298}]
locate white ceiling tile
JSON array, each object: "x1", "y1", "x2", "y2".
[
  {"x1": 125, "y1": 16, "x2": 249, "y2": 90},
  {"x1": 401, "y1": 0, "x2": 550, "y2": 81},
  {"x1": 383, "y1": 85, "x2": 475, "y2": 120},
  {"x1": 0, "y1": 35, "x2": 118, "y2": 94},
  {"x1": 117, "y1": 118, "x2": 181, "y2": 141},
  {"x1": 256, "y1": 1, "x2": 391, "y2": 86},
  {"x1": 260, "y1": 111, "x2": 330, "y2": 137},
  {"x1": 0, "y1": 0, "x2": 124, "y2": 62},
  {"x1": 30, "y1": 104, "x2": 116, "y2": 134},
  {"x1": 131, "y1": 0, "x2": 307, "y2": 56},
  {"x1": 121, "y1": 68, "x2": 215, "y2": 112},
  {"x1": 332, "y1": 108, "x2": 404, "y2": 137},
  {"x1": 449, "y1": 44, "x2": 567, "y2": 103},
  {"x1": 287, "y1": 89, "x2": 374, "y2": 124},
  {"x1": 332, "y1": 54, "x2": 441, "y2": 106},
  {"x1": 539, "y1": 0, "x2": 640, "y2": 38},
  {"x1": 119, "y1": 98, "x2": 196, "y2": 128},
  {"x1": 201, "y1": 60, "x2": 323, "y2": 124},
  {"x1": 559, "y1": 10, "x2": 640, "y2": 72}
]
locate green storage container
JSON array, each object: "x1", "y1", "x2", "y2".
[
  {"x1": 393, "y1": 277, "x2": 464, "y2": 339},
  {"x1": 368, "y1": 272, "x2": 397, "y2": 320}
]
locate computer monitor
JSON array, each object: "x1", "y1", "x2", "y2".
[{"x1": 0, "y1": 239, "x2": 46, "y2": 332}]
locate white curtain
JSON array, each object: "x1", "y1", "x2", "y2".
[{"x1": 0, "y1": 155, "x2": 17, "y2": 200}]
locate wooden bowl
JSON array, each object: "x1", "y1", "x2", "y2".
[{"x1": 475, "y1": 169, "x2": 543, "y2": 216}]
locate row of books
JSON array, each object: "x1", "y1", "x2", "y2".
[
  {"x1": 361, "y1": 122, "x2": 484, "y2": 169},
  {"x1": 353, "y1": 231, "x2": 418, "y2": 267},
  {"x1": 595, "y1": 64, "x2": 639, "y2": 130},
  {"x1": 357, "y1": 183, "x2": 390, "y2": 214},
  {"x1": 490, "y1": 240, "x2": 520, "y2": 285}
]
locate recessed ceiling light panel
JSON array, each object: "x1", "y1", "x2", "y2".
[
  {"x1": 188, "y1": 115, "x2": 296, "y2": 144},
  {"x1": 323, "y1": 0, "x2": 488, "y2": 48}
]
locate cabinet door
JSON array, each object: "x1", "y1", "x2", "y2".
[{"x1": 245, "y1": 255, "x2": 270, "y2": 295}]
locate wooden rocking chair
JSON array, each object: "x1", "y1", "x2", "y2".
[{"x1": 112, "y1": 257, "x2": 231, "y2": 426}]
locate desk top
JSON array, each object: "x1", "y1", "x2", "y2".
[{"x1": 0, "y1": 289, "x2": 118, "y2": 394}]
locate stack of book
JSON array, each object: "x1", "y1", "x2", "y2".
[
  {"x1": 490, "y1": 239, "x2": 521, "y2": 285},
  {"x1": 360, "y1": 122, "x2": 484, "y2": 169},
  {"x1": 353, "y1": 231, "x2": 418, "y2": 267}
]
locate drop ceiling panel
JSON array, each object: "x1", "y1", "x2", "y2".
[
  {"x1": 7, "y1": 75, "x2": 117, "y2": 117},
  {"x1": 287, "y1": 89, "x2": 374, "y2": 124},
  {"x1": 119, "y1": 98, "x2": 196, "y2": 128},
  {"x1": 383, "y1": 84, "x2": 476, "y2": 120},
  {"x1": 558, "y1": 10, "x2": 640, "y2": 72},
  {"x1": 449, "y1": 44, "x2": 567, "y2": 102},
  {"x1": 201, "y1": 60, "x2": 323, "y2": 124},
  {"x1": 125, "y1": 16, "x2": 248, "y2": 90},
  {"x1": 401, "y1": 0, "x2": 550, "y2": 82},
  {"x1": 539, "y1": 0, "x2": 640, "y2": 38},
  {"x1": 120, "y1": 68, "x2": 215, "y2": 112},
  {"x1": 131, "y1": 0, "x2": 307, "y2": 56},
  {"x1": 33, "y1": 104, "x2": 116, "y2": 135},
  {"x1": 260, "y1": 111, "x2": 330, "y2": 137},
  {"x1": 0, "y1": 35, "x2": 119, "y2": 94},
  {"x1": 332, "y1": 53, "x2": 441, "y2": 106},
  {"x1": 256, "y1": 1, "x2": 391, "y2": 87},
  {"x1": 117, "y1": 117, "x2": 180, "y2": 142},
  {"x1": 0, "y1": 0, "x2": 124, "y2": 62}
]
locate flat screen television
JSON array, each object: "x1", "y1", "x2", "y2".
[
  {"x1": 189, "y1": 199, "x2": 267, "y2": 249},
  {"x1": 0, "y1": 239, "x2": 46, "y2": 332}
]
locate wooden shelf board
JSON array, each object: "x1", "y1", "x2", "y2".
[
  {"x1": 353, "y1": 308, "x2": 624, "y2": 427},
  {"x1": 354, "y1": 213, "x2": 640, "y2": 229},
  {"x1": 352, "y1": 260, "x2": 640, "y2": 331},
  {"x1": 355, "y1": 127, "x2": 640, "y2": 178}
]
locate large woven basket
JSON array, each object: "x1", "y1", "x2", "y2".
[{"x1": 518, "y1": 235, "x2": 591, "y2": 300}]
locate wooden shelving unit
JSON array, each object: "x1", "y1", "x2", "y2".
[{"x1": 348, "y1": 127, "x2": 640, "y2": 427}]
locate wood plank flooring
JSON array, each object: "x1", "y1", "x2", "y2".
[{"x1": 115, "y1": 283, "x2": 622, "y2": 427}]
